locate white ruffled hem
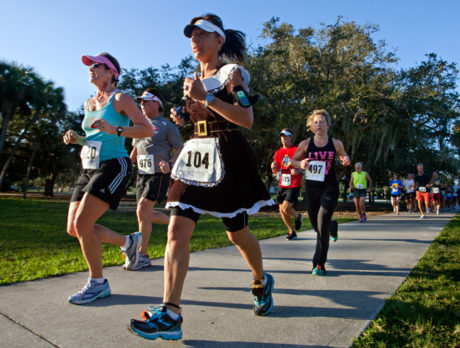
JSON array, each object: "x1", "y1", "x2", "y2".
[{"x1": 165, "y1": 199, "x2": 275, "y2": 218}]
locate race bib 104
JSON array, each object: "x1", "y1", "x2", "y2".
[
  {"x1": 81, "y1": 141, "x2": 102, "y2": 169},
  {"x1": 281, "y1": 173, "x2": 292, "y2": 187},
  {"x1": 171, "y1": 138, "x2": 224, "y2": 187},
  {"x1": 137, "y1": 154, "x2": 155, "y2": 175},
  {"x1": 305, "y1": 160, "x2": 326, "y2": 182}
]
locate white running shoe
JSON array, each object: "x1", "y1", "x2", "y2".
[{"x1": 122, "y1": 232, "x2": 142, "y2": 270}]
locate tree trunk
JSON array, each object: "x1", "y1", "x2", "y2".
[
  {"x1": 23, "y1": 143, "x2": 40, "y2": 199},
  {"x1": 44, "y1": 171, "x2": 57, "y2": 197},
  {"x1": 0, "y1": 110, "x2": 40, "y2": 189},
  {"x1": 0, "y1": 103, "x2": 12, "y2": 165}
]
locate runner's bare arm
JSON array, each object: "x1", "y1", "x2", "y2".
[
  {"x1": 183, "y1": 71, "x2": 253, "y2": 128},
  {"x1": 129, "y1": 146, "x2": 137, "y2": 164},
  {"x1": 333, "y1": 139, "x2": 350, "y2": 166},
  {"x1": 63, "y1": 102, "x2": 87, "y2": 145},
  {"x1": 366, "y1": 173, "x2": 373, "y2": 191},
  {"x1": 90, "y1": 93, "x2": 154, "y2": 138},
  {"x1": 292, "y1": 139, "x2": 309, "y2": 169},
  {"x1": 349, "y1": 175, "x2": 354, "y2": 191}
]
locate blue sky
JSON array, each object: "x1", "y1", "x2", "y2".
[{"x1": 1, "y1": 0, "x2": 459, "y2": 111}]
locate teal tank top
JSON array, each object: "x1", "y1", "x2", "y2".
[{"x1": 82, "y1": 91, "x2": 130, "y2": 162}]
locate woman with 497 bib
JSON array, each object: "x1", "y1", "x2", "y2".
[{"x1": 129, "y1": 14, "x2": 275, "y2": 341}]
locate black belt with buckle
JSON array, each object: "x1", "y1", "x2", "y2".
[{"x1": 194, "y1": 120, "x2": 238, "y2": 137}]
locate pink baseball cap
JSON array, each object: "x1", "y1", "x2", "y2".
[{"x1": 82, "y1": 53, "x2": 119, "y2": 79}]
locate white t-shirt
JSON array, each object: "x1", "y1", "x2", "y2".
[{"x1": 403, "y1": 179, "x2": 414, "y2": 193}]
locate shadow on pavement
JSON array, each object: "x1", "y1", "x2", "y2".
[{"x1": 184, "y1": 341, "x2": 332, "y2": 347}]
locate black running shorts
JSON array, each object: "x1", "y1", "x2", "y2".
[
  {"x1": 276, "y1": 186, "x2": 301, "y2": 205},
  {"x1": 136, "y1": 173, "x2": 170, "y2": 203},
  {"x1": 71, "y1": 157, "x2": 132, "y2": 210},
  {"x1": 170, "y1": 207, "x2": 249, "y2": 232}
]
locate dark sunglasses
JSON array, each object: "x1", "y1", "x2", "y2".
[{"x1": 90, "y1": 63, "x2": 107, "y2": 69}]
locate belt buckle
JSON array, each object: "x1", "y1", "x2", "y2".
[{"x1": 197, "y1": 120, "x2": 207, "y2": 136}]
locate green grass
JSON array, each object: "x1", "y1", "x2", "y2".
[
  {"x1": 352, "y1": 213, "x2": 460, "y2": 348},
  {"x1": 0, "y1": 197, "x2": 353, "y2": 285}
]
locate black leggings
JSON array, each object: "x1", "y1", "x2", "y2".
[{"x1": 304, "y1": 184, "x2": 339, "y2": 267}]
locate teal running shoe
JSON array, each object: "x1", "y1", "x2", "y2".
[
  {"x1": 130, "y1": 305, "x2": 182, "y2": 340},
  {"x1": 68, "y1": 279, "x2": 111, "y2": 305},
  {"x1": 252, "y1": 273, "x2": 274, "y2": 316},
  {"x1": 329, "y1": 220, "x2": 338, "y2": 242},
  {"x1": 312, "y1": 265, "x2": 326, "y2": 276}
]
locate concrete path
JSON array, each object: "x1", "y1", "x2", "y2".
[{"x1": 0, "y1": 212, "x2": 455, "y2": 348}]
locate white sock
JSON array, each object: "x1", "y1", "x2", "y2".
[
  {"x1": 90, "y1": 277, "x2": 105, "y2": 284},
  {"x1": 166, "y1": 308, "x2": 180, "y2": 320},
  {"x1": 121, "y1": 236, "x2": 131, "y2": 250}
]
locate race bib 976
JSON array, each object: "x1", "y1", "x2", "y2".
[{"x1": 137, "y1": 154, "x2": 155, "y2": 175}]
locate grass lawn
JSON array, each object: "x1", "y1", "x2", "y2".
[
  {"x1": 352, "y1": 213, "x2": 460, "y2": 347},
  {"x1": 0, "y1": 196, "x2": 354, "y2": 285}
]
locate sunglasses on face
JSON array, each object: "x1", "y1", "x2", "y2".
[{"x1": 90, "y1": 63, "x2": 107, "y2": 69}]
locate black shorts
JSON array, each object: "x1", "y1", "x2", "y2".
[
  {"x1": 71, "y1": 157, "x2": 132, "y2": 210},
  {"x1": 136, "y1": 173, "x2": 170, "y2": 203},
  {"x1": 353, "y1": 189, "x2": 367, "y2": 198},
  {"x1": 431, "y1": 193, "x2": 442, "y2": 204},
  {"x1": 170, "y1": 207, "x2": 248, "y2": 232},
  {"x1": 391, "y1": 194, "x2": 401, "y2": 199},
  {"x1": 276, "y1": 186, "x2": 301, "y2": 205},
  {"x1": 404, "y1": 192, "x2": 415, "y2": 200}
]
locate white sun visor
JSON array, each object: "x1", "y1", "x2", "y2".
[{"x1": 184, "y1": 19, "x2": 226, "y2": 41}]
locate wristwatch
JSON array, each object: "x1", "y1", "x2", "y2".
[
  {"x1": 205, "y1": 93, "x2": 215, "y2": 107},
  {"x1": 117, "y1": 127, "x2": 123, "y2": 136}
]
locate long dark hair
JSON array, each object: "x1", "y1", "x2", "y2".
[
  {"x1": 190, "y1": 14, "x2": 246, "y2": 64},
  {"x1": 100, "y1": 52, "x2": 120, "y2": 86}
]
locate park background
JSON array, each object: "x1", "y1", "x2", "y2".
[
  {"x1": 1, "y1": 1, "x2": 459, "y2": 346},
  {"x1": 0, "y1": 0, "x2": 459, "y2": 196}
]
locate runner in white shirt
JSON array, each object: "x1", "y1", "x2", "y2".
[{"x1": 403, "y1": 173, "x2": 415, "y2": 214}]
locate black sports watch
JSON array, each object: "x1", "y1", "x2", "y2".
[{"x1": 116, "y1": 127, "x2": 123, "y2": 136}]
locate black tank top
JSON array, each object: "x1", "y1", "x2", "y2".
[{"x1": 305, "y1": 136, "x2": 337, "y2": 186}]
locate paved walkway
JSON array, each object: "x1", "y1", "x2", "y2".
[{"x1": 0, "y1": 212, "x2": 455, "y2": 348}]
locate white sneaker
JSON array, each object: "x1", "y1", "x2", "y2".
[
  {"x1": 122, "y1": 232, "x2": 142, "y2": 270},
  {"x1": 419, "y1": 215, "x2": 425, "y2": 219}
]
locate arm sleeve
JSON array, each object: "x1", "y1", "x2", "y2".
[{"x1": 167, "y1": 123, "x2": 184, "y2": 149}]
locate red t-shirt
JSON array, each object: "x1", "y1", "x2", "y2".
[{"x1": 274, "y1": 146, "x2": 302, "y2": 188}]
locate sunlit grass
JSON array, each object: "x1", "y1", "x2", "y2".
[
  {"x1": 0, "y1": 196, "x2": 353, "y2": 285},
  {"x1": 352, "y1": 213, "x2": 460, "y2": 347}
]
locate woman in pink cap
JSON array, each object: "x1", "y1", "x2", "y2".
[{"x1": 63, "y1": 52, "x2": 153, "y2": 305}]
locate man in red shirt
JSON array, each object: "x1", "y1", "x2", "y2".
[{"x1": 271, "y1": 129, "x2": 303, "y2": 240}]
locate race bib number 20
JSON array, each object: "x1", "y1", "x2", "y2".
[
  {"x1": 80, "y1": 141, "x2": 102, "y2": 169},
  {"x1": 305, "y1": 160, "x2": 326, "y2": 182}
]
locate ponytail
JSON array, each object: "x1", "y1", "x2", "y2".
[{"x1": 220, "y1": 29, "x2": 246, "y2": 64}]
